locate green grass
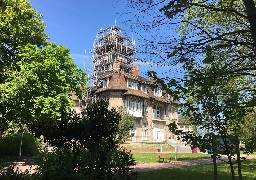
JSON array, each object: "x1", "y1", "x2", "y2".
[
  {"x1": 132, "y1": 152, "x2": 211, "y2": 163},
  {"x1": 138, "y1": 159, "x2": 256, "y2": 180},
  {"x1": 123, "y1": 144, "x2": 174, "y2": 151}
]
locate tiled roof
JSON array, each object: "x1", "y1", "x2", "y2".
[
  {"x1": 123, "y1": 89, "x2": 149, "y2": 98},
  {"x1": 95, "y1": 87, "x2": 127, "y2": 93},
  {"x1": 124, "y1": 74, "x2": 152, "y2": 84},
  {"x1": 148, "y1": 93, "x2": 169, "y2": 103}
]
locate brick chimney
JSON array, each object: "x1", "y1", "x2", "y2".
[{"x1": 131, "y1": 65, "x2": 139, "y2": 76}]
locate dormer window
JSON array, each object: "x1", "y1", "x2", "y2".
[
  {"x1": 154, "y1": 86, "x2": 162, "y2": 97},
  {"x1": 127, "y1": 79, "x2": 138, "y2": 90},
  {"x1": 103, "y1": 78, "x2": 109, "y2": 88},
  {"x1": 141, "y1": 85, "x2": 147, "y2": 93}
]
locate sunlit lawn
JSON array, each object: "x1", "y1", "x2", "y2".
[
  {"x1": 138, "y1": 159, "x2": 256, "y2": 180},
  {"x1": 132, "y1": 152, "x2": 211, "y2": 163},
  {"x1": 123, "y1": 143, "x2": 174, "y2": 151}
]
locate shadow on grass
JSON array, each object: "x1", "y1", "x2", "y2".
[{"x1": 138, "y1": 160, "x2": 256, "y2": 180}]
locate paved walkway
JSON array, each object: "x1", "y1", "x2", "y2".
[
  {"x1": 132, "y1": 154, "x2": 256, "y2": 173},
  {"x1": 132, "y1": 159, "x2": 213, "y2": 172},
  {"x1": 5, "y1": 154, "x2": 256, "y2": 174}
]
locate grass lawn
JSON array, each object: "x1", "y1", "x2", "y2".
[
  {"x1": 123, "y1": 144, "x2": 174, "y2": 151},
  {"x1": 132, "y1": 152, "x2": 211, "y2": 163},
  {"x1": 138, "y1": 159, "x2": 256, "y2": 180}
]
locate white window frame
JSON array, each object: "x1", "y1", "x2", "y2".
[
  {"x1": 141, "y1": 85, "x2": 147, "y2": 93},
  {"x1": 154, "y1": 86, "x2": 162, "y2": 97},
  {"x1": 127, "y1": 79, "x2": 138, "y2": 90},
  {"x1": 124, "y1": 97, "x2": 143, "y2": 117},
  {"x1": 142, "y1": 129, "x2": 148, "y2": 140}
]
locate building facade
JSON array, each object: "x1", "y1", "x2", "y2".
[{"x1": 87, "y1": 25, "x2": 179, "y2": 143}]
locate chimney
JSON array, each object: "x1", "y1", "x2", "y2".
[{"x1": 132, "y1": 65, "x2": 139, "y2": 76}]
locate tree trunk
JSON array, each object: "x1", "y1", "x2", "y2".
[
  {"x1": 19, "y1": 126, "x2": 24, "y2": 157},
  {"x1": 212, "y1": 153, "x2": 218, "y2": 180},
  {"x1": 243, "y1": 0, "x2": 256, "y2": 51},
  {"x1": 228, "y1": 155, "x2": 236, "y2": 180},
  {"x1": 236, "y1": 139, "x2": 242, "y2": 180}
]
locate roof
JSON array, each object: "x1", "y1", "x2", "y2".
[
  {"x1": 124, "y1": 74, "x2": 152, "y2": 84},
  {"x1": 148, "y1": 93, "x2": 169, "y2": 103},
  {"x1": 95, "y1": 87, "x2": 127, "y2": 93},
  {"x1": 123, "y1": 89, "x2": 149, "y2": 98}
]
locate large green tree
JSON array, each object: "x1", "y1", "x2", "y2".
[
  {"x1": 126, "y1": 0, "x2": 256, "y2": 67},
  {"x1": 0, "y1": 0, "x2": 87, "y2": 134},
  {"x1": 125, "y1": 1, "x2": 256, "y2": 179},
  {"x1": 0, "y1": 0, "x2": 48, "y2": 83},
  {"x1": 167, "y1": 48, "x2": 249, "y2": 180},
  {"x1": 126, "y1": 0, "x2": 256, "y2": 147}
]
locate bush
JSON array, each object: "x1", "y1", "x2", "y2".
[
  {"x1": 0, "y1": 132, "x2": 39, "y2": 156},
  {"x1": 34, "y1": 148, "x2": 137, "y2": 180},
  {"x1": 31, "y1": 101, "x2": 137, "y2": 180}
]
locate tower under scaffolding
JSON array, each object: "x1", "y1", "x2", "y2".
[{"x1": 92, "y1": 25, "x2": 136, "y2": 87}]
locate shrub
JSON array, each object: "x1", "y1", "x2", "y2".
[
  {"x1": 0, "y1": 132, "x2": 39, "y2": 156},
  {"x1": 32, "y1": 100, "x2": 137, "y2": 180}
]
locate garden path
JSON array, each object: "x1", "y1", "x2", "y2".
[
  {"x1": 8, "y1": 154, "x2": 256, "y2": 174},
  {"x1": 132, "y1": 154, "x2": 256, "y2": 172}
]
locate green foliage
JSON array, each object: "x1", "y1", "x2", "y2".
[
  {"x1": 0, "y1": 0, "x2": 48, "y2": 75},
  {"x1": 32, "y1": 100, "x2": 136, "y2": 180},
  {"x1": 240, "y1": 107, "x2": 256, "y2": 153},
  {"x1": 116, "y1": 107, "x2": 134, "y2": 143},
  {"x1": 0, "y1": 0, "x2": 87, "y2": 134},
  {"x1": 167, "y1": 48, "x2": 248, "y2": 152},
  {"x1": 0, "y1": 132, "x2": 39, "y2": 156}
]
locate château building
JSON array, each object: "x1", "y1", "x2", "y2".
[{"x1": 85, "y1": 25, "x2": 180, "y2": 143}]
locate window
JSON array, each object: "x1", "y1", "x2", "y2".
[
  {"x1": 143, "y1": 122, "x2": 148, "y2": 128},
  {"x1": 124, "y1": 97, "x2": 143, "y2": 117},
  {"x1": 103, "y1": 78, "x2": 109, "y2": 88},
  {"x1": 164, "y1": 108, "x2": 167, "y2": 116},
  {"x1": 142, "y1": 129, "x2": 148, "y2": 140},
  {"x1": 141, "y1": 85, "x2": 147, "y2": 93},
  {"x1": 153, "y1": 105, "x2": 160, "y2": 119},
  {"x1": 127, "y1": 79, "x2": 138, "y2": 90},
  {"x1": 154, "y1": 86, "x2": 162, "y2": 97}
]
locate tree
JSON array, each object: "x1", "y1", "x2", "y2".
[
  {"x1": 0, "y1": 0, "x2": 87, "y2": 156},
  {"x1": 116, "y1": 107, "x2": 134, "y2": 144},
  {"x1": 124, "y1": 1, "x2": 256, "y2": 179},
  {"x1": 0, "y1": 0, "x2": 48, "y2": 134},
  {"x1": 0, "y1": 0, "x2": 86, "y2": 129},
  {"x1": 125, "y1": 1, "x2": 256, "y2": 96},
  {"x1": 1, "y1": 43, "x2": 86, "y2": 129},
  {"x1": 32, "y1": 101, "x2": 136, "y2": 180},
  {"x1": 167, "y1": 48, "x2": 250, "y2": 180},
  {"x1": 0, "y1": 0, "x2": 48, "y2": 83},
  {"x1": 239, "y1": 107, "x2": 256, "y2": 153}
]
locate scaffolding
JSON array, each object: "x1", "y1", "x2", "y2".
[{"x1": 92, "y1": 25, "x2": 136, "y2": 87}]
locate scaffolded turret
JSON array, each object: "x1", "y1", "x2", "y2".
[{"x1": 92, "y1": 25, "x2": 136, "y2": 87}]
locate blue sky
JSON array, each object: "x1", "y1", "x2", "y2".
[
  {"x1": 29, "y1": 0, "x2": 127, "y2": 75},
  {"x1": 28, "y1": 0, "x2": 180, "y2": 79}
]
